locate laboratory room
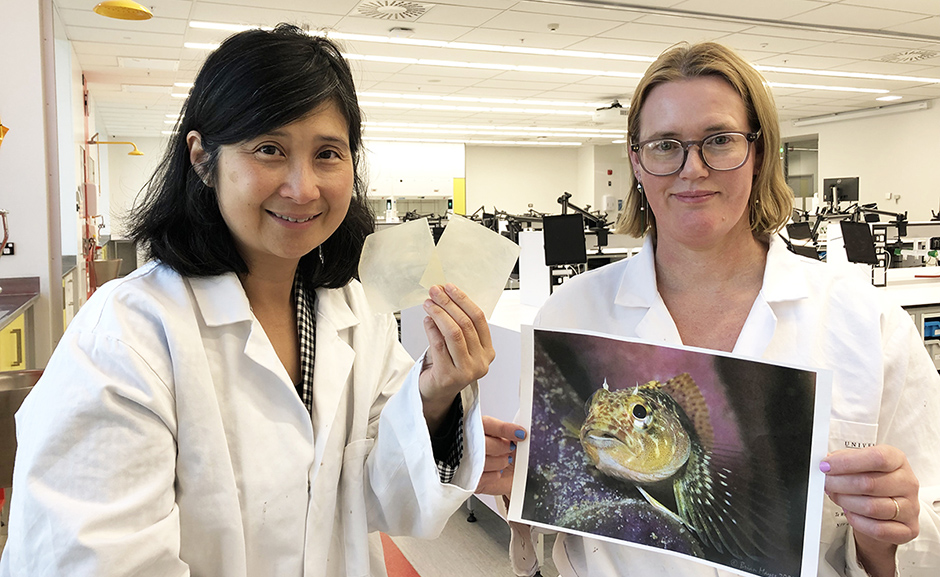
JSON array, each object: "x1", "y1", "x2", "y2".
[{"x1": 2, "y1": 0, "x2": 940, "y2": 576}]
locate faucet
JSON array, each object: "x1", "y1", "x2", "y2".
[{"x1": 0, "y1": 209, "x2": 8, "y2": 294}]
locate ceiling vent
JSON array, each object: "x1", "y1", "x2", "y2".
[
  {"x1": 356, "y1": 1, "x2": 432, "y2": 21},
  {"x1": 879, "y1": 49, "x2": 939, "y2": 63}
]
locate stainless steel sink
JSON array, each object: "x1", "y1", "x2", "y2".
[{"x1": 0, "y1": 370, "x2": 41, "y2": 488}]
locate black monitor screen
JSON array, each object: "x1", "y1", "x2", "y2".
[
  {"x1": 786, "y1": 222, "x2": 813, "y2": 240},
  {"x1": 823, "y1": 177, "x2": 859, "y2": 202},
  {"x1": 789, "y1": 244, "x2": 820, "y2": 260},
  {"x1": 840, "y1": 221, "x2": 878, "y2": 264},
  {"x1": 543, "y1": 214, "x2": 587, "y2": 266}
]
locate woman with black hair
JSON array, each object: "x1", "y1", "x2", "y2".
[{"x1": 0, "y1": 25, "x2": 491, "y2": 577}]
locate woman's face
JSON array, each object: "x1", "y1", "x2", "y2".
[
  {"x1": 192, "y1": 100, "x2": 354, "y2": 273},
  {"x1": 630, "y1": 76, "x2": 760, "y2": 251}
]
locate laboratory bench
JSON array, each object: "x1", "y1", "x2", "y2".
[{"x1": 0, "y1": 278, "x2": 39, "y2": 372}]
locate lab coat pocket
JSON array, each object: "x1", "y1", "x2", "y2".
[
  {"x1": 820, "y1": 418, "x2": 879, "y2": 545},
  {"x1": 341, "y1": 437, "x2": 376, "y2": 577}
]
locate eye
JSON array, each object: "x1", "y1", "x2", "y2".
[
  {"x1": 706, "y1": 133, "x2": 734, "y2": 147},
  {"x1": 631, "y1": 402, "x2": 652, "y2": 428},
  {"x1": 256, "y1": 144, "x2": 282, "y2": 156},
  {"x1": 653, "y1": 140, "x2": 677, "y2": 152},
  {"x1": 317, "y1": 149, "x2": 341, "y2": 160}
]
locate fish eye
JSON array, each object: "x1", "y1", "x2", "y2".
[
  {"x1": 631, "y1": 402, "x2": 652, "y2": 428},
  {"x1": 632, "y1": 404, "x2": 647, "y2": 419}
]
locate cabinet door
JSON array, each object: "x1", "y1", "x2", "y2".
[{"x1": 0, "y1": 315, "x2": 25, "y2": 371}]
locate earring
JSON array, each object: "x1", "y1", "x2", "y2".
[{"x1": 637, "y1": 181, "x2": 644, "y2": 194}]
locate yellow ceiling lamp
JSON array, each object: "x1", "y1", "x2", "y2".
[
  {"x1": 0, "y1": 118, "x2": 8, "y2": 150},
  {"x1": 88, "y1": 135, "x2": 145, "y2": 156},
  {"x1": 93, "y1": 0, "x2": 153, "y2": 21}
]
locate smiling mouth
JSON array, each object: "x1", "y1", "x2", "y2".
[{"x1": 269, "y1": 211, "x2": 317, "y2": 223}]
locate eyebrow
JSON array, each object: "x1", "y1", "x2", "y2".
[
  {"x1": 644, "y1": 123, "x2": 743, "y2": 141},
  {"x1": 256, "y1": 131, "x2": 350, "y2": 148}
]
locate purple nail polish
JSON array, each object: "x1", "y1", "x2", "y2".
[{"x1": 819, "y1": 461, "x2": 831, "y2": 473}]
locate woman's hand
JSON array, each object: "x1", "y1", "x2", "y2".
[
  {"x1": 476, "y1": 416, "x2": 527, "y2": 497},
  {"x1": 822, "y1": 445, "x2": 920, "y2": 577},
  {"x1": 418, "y1": 284, "x2": 495, "y2": 433}
]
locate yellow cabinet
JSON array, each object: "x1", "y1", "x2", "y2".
[{"x1": 0, "y1": 314, "x2": 25, "y2": 371}]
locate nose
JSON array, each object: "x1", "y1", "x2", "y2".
[
  {"x1": 678, "y1": 144, "x2": 709, "y2": 179},
  {"x1": 281, "y1": 160, "x2": 321, "y2": 203}
]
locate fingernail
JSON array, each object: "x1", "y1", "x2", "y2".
[
  {"x1": 819, "y1": 461, "x2": 831, "y2": 473},
  {"x1": 423, "y1": 299, "x2": 432, "y2": 310},
  {"x1": 510, "y1": 441, "x2": 516, "y2": 451},
  {"x1": 508, "y1": 455, "x2": 513, "y2": 465},
  {"x1": 499, "y1": 469, "x2": 504, "y2": 475},
  {"x1": 514, "y1": 430, "x2": 526, "y2": 440}
]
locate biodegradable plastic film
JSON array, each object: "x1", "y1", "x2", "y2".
[{"x1": 359, "y1": 215, "x2": 520, "y2": 317}]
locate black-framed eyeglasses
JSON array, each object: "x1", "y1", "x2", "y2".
[{"x1": 630, "y1": 130, "x2": 761, "y2": 177}]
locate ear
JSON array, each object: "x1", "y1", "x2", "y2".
[{"x1": 187, "y1": 130, "x2": 212, "y2": 186}]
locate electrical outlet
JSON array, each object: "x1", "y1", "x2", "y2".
[{"x1": 2, "y1": 242, "x2": 13, "y2": 256}]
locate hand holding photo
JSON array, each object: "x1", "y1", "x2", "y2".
[{"x1": 510, "y1": 327, "x2": 832, "y2": 577}]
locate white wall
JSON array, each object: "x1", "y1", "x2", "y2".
[
  {"x1": 781, "y1": 100, "x2": 940, "y2": 220},
  {"x1": 106, "y1": 136, "x2": 168, "y2": 238},
  {"x1": 363, "y1": 140, "x2": 464, "y2": 199},
  {"x1": 465, "y1": 145, "x2": 584, "y2": 215},
  {"x1": 0, "y1": 0, "x2": 62, "y2": 364},
  {"x1": 592, "y1": 143, "x2": 631, "y2": 215}
]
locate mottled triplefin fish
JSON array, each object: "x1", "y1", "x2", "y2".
[{"x1": 580, "y1": 374, "x2": 783, "y2": 563}]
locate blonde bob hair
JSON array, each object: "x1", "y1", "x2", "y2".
[{"x1": 617, "y1": 42, "x2": 792, "y2": 238}]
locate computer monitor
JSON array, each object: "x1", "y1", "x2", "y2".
[
  {"x1": 789, "y1": 244, "x2": 821, "y2": 260},
  {"x1": 543, "y1": 214, "x2": 587, "y2": 266},
  {"x1": 840, "y1": 221, "x2": 879, "y2": 265},
  {"x1": 823, "y1": 177, "x2": 859, "y2": 203},
  {"x1": 786, "y1": 221, "x2": 813, "y2": 240}
]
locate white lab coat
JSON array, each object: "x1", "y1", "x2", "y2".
[
  {"x1": 0, "y1": 261, "x2": 484, "y2": 577},
  {"x1": 512, "y1": 235, "x2": 940, "y2": 577}
]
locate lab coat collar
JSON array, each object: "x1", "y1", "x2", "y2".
[
  {"x1": 310, "y1": 286, "x2": 359, "y2": 463},
  {"x1": 190, "y1": 272, "x2": 253, "y2": 326},
  {"x1": 760, "y1": 234, "x2": 812, "y2": 303},
  {"x1": 613, "y1": 235, "x2": 659, "y2": 309}
]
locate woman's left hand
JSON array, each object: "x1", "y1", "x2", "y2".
[
  {"x1": 418, "y1": 283, "x2": 495, "y2": 433},
  {"x1": 822, "y1": 445, "x2": 920, "y2": 576}
]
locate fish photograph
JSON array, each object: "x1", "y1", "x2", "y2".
[{"x1": 510, "y1": 327, "x2": 829, "y2": 577}]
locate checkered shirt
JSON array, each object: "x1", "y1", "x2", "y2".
[{"x1": 292, "y1": 274, "x2": 463, "y2": 483}]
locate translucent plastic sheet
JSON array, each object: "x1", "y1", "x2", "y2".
[{"x1": 359, "y1": 215, "x2": 520, "y2": 317}]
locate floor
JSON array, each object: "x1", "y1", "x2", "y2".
[
  {"x1": 0, "y1": 496, "x2": 558, "y2": 576},
  {"x1": 389, "y1": 496, "x2": 558, "y2": 577}
]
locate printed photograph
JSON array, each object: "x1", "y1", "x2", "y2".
[{"x1": 512, "y1": 327, "x2": 827, "y2": 577}]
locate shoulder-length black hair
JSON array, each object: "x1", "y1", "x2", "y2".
[{"x1": 128, "y1": 23, "x2": 373, "y2": 288}]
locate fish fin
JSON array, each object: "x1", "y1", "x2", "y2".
[
  {"x1": 675, "y1": 443, "x2": 792, "y2": 564},
  {"x1": 661, "y1": 373, "x2": 715, "y2": 452},
  {"x1": 636, "y1": 486, "x2": 686, "y2": 528}
]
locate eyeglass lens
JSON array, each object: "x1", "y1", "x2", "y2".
[{"x1": 638, "y1": 133, "x2": 751, "y2": 176}]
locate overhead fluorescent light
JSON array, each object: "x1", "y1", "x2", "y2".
[
  {"x1": 768, "y1": 82, "x2": 887, "y2": 94},
  {"x1": 364, "y1": 121, "x2": 625, "y2": 135},
  {"x1": 173, "y1": 82, "x2": 194, "y2": 88},
  {"x1": 171, "y1": 93, "x2": 189, "y2": 98},
  {"x1": 118, "y1": 57, "x2": 179, "y2": 71},
  {"x1": 363, "y1": 136, "x2": 581, "y2": 146},
  {"x1": 876, "y1": 95, "x2": 903, "y2": 101},
  {"x1": 122, "y1": 84, "x2": 171, "y2": 93},
  {"x1": 357, "y1": 92, "x2": 607, "y2": 108},
  {"x1": 186, "y1": 22, "x2": 940, "y2": 86},
  {"x1": 756, "y1": 65, "x2": 940, "y2": 85},
  {"x1": 792, "y1": 100, "x2": 929, "y2": 126},
  {"x1": 359, "y1": 101, "x2": 594, "y2": 116},
  {"x1": 364, "y1": 126, "x2": 617, "y2": 138}
]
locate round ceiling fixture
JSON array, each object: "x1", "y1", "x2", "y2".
[
  {"x1": 93, "y1": 0, "x2": 153, "y2": 21},
  {"x1": 356, "y1": 1, "x2": 429, "y2": 21}
]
